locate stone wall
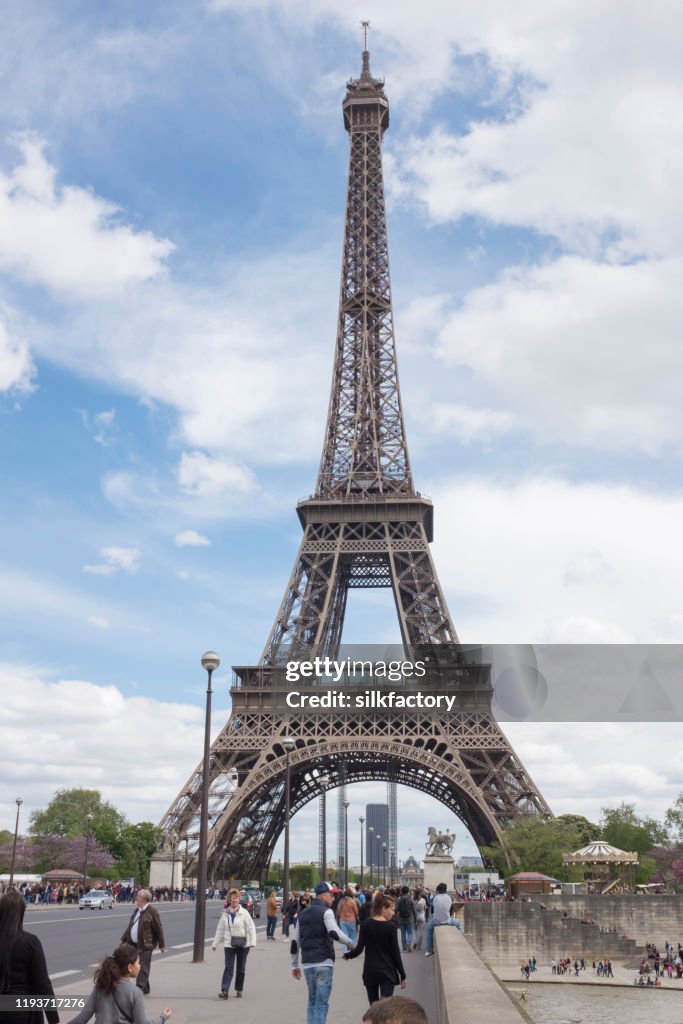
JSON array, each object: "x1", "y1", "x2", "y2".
[
  {"x1": 462, "y1": 901, "x2": 646, "y2": 964},
  {"x1": 434, "y1": 923, "x2": 529, "y2": 1024}
]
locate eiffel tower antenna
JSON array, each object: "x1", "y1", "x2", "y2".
[{"x1": 154, "y1": 38, "x2": 551, "y2": 887}]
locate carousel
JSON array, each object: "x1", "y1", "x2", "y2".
[{"x1": 563, "y1": 841, "x2": 639, "y2": 893}]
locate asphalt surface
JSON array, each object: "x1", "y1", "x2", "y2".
[{"x1": 24, "y1": 901, "x2": 235, "y2": 983}]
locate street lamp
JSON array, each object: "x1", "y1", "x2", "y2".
[
  {"x1": 382, "y1": 842, "x2": 387, "y2": 887},
  {"x1": 193, "y1": 649, "x2": 220, "y2": 963},
  {"x1": 82, "y1": 813, "x2": 94, "y2": 891},
  {"x1": 9, "y1": 798, "x2": 23, "y2": 888},
  {"x1": 376, "y1": 834, "x2": 381, "y2": 886},
  {"x1": 169, "y1": 829, "x2": 178, "y2": 896},
  {"x1": 282, "y1": 736, "x2": 296, "y2": 908},
  {"x1": 390, "y1": 846, "x2": 395, "y2": 887},
  {"x1": 342, "y1": 800, "x2": 350, "y2": 889},
  {"x1": 368, "y1": 826, "x2": 374, "y2": 887},
  {"x1": 359, "y1": 816, "x2": 365, "y2": 889},
  {"x1": 318, "y1": 775, "x2": 329, "y2": 884}
]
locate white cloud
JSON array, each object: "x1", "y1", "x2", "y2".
[
  {"x1": 174, "y1": 529, "x2": 211, "y2": 547},
  {"x1": 177, "y1": 451, "x2": 256, "y2": 497},
  {"x1": 0, "y1": 315, "x2": 34, "y2": 393},
  {"x1": 430, "y1": 402, "x2": 516, "y2": 445},
  {"x1": 83, "y1": 546, "x2": 141, "y2": 576},
  {"x1": 0, "y1": 135, "x2": 173, "y2": 299},
  {"x1": 87, "y1": 615, "x2": 110, "y2": 629},
  {"x1": 434, "y1": 256, "x2": 683, "y2": 454},
  {"x1": 0, "y1": 663, "x2": 221, "y2": 825},
  {"x1": 430, "y1": 475, "x2": 683, "y2": 644}
]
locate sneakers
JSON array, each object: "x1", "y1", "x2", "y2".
[
  {"x1": 424, "y1": 951, "x2": 434, "y2": 957},
  {"x1": 218, "y1": 992, "x2": 229, "y2": 999}
]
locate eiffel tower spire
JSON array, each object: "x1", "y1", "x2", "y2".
[{"x1": 317, "y1": 30, "x2": 412, "y2": 499}]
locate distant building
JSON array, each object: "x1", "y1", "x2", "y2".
[
  {"x1": 365, "y1": 804, "x2": 388, "y2": 878},
  {"x1": 457, "y1": 856, "x2": 484, "y2": 868}
]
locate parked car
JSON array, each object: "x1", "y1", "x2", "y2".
[
  {"x1": 236, "y1": 890, "x2": 260, "y2": 918},
  {"x1": 79, "y1": 889, "x2": 114, "y2": 910},
  {"x1": 274, "y1": 889, "x2": 284, "y2": 908}
]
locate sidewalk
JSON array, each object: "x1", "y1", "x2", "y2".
[{"x1": 54, "y1": 942, "x2": 438, "y2": 1024}]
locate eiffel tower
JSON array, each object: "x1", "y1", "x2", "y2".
[{"x1": 159, "y1": 37, "x2": 550, "y2": 881}]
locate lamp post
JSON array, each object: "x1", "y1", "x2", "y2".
[
  {"x1": 342, "y1": 800, "x2": 350, "y2": 889},
  {"x1": 282, "y1": 736, "x2": 295, "y2": 907},
  {"x1": 375, "y1": 834, "x2": 381, "y2": 886},
  {"x1": 82, "y1": 813, "x2": 94, "y2": 891},
  {"x1": 193, "y1": 649, "x2": 220, "y2": 963},
  {"x1": 9, "y1": 798, "x2": 23, "y2": 888},
  {"x1": 169, "y1": 829, "x2": 178, "y2": 896},
  {"x1": 382, "y1": 842, "x2": 387, "y2": 887},
  {"x1": 318, "y1": 775, "x2": 329, "y2": 884},
  {"x1": 368, "y1": 826, "x2": 374, "y2": 888},
  {"x1": 359, "y1": 816, "x2": 365, "y2": 889},
  {"x1": 390, "y1": 846, "x2": 395, "y2": 887}
]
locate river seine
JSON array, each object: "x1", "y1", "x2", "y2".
[{"x1": 506, "y1": 983, "x2": 683, "y2": 1023}]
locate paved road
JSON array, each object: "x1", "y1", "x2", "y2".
[{"x1": 24, "y1": 902, "x2": 260, "y2": 983}]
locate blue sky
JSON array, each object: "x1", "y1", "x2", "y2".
[{"x1": 2, "y1": 1, "x2": 683, "y2": 865}]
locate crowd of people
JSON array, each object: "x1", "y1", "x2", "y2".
[{"x1": 0, "y1": 880, "x2": 434, "y2": 1024}]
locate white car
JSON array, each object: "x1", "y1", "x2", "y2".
[{"x1": 79, "y1": 890, "x2": 114, "y2": 910}]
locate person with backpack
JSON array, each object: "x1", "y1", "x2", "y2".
[
  {"x1": 336, "y1": 888, "x2": 360, "y2": 945},
  {"x1": 395, "y1": 888, "x2": 416, "y2": 953}
]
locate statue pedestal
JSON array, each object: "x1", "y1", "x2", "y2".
[
  {"x1": 148, "y1": 852, "x2": 182, "y2": 890},
  {"x1": 423, "y1": 854, "x2": 455, "y2": 894}
]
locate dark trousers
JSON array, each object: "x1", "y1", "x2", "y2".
[
  {"x1": 221, "y1": 946, "x2": 250, "y2": 993},
  {"x1": 365, "y1": 980, "x2": 395, "y2": 1004},
  {"x1": 136, "y1": 949, "x2": 154, "y2": 994},
  {"x1": 267, "y1": 915, "x2": 277, "y2": 938}
]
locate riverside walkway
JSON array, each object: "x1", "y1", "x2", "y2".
[{"x1": 53, "y1": 938, "x2": 439, "y2": 1024}]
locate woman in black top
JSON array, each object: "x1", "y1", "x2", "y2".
[
  {"x1": 343, "y1": 893, "x2": 406, "y2": 1004},
  {"x1": 0, "y1": 890, "x2": 58, "y2": 1024}
]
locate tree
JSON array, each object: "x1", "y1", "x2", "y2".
[
  {"x1": 482, "y1": 814, "x2": 600, "y2": 880},
  {"x1": 29, "y1": 789, "x2": 127, "y2": 855},
  {"x1": 600, "y1": 802, "x2": 667, "y2": 856},
  {"x1": 113, "y1": 823, "x2": 160, "y2": 886},
  {"x1": 24, "y1": 835, "x2": 115, "y2": 876},
  {"x1": 664, "y1": 793, "x2": 683, "y2": 846}
]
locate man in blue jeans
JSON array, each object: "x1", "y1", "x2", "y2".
[
  {"x1": 290, "y1": 881, "x2": 354, "y2": 1024},
  {"x1": 424, "y1": 882, "x2": 460, "y2": 956}
]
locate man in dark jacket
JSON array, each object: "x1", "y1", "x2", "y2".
[
  {"x1": 120, "y1": 889, "x2": 166, "y2": 994},
  {"x1": 290, "y1": 881, "x2": 354, "y2": 1024}
]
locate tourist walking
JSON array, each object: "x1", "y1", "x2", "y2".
[
  {"x1": 290, "y1": 881, "x2": 354, "y2": 1024},
  {"x1": 336, "y1": 888, "x2": 360, "y2": 945},
  {"x1": 395, "y1": 888, "x2": 416, "y2": 953},
  {"x1": 0, "y1": 890, "x2": 59, "y2": 1024},
  {"x1": 423, "y1": 883, "x2": 460, "y2": 957},
  {"x1": 412, "y1": 890, "x2": 426, "y2": 951},
  {"x1": 67, "y1": 944, "x2": 171, "y2": 1024},
  {"x1": 343, "y1": 893, "x2": 406, "y2": 1004},
  {"x1": 120, "y1": 890, "x2": 165, "y2": 995},
  {"x1": 211, "y1": 889, "x2": 257, "y2": 999},
  {"x1": 266, "y1": 890, "x2": 278, "y2": 940}
]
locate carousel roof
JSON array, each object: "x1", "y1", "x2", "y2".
[{"x1": 563, "y1": 841, "x2": 639, "y2": 864}]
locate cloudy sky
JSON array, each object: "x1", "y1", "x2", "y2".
[{"x1": 1, "y1": 0, "x2": 683, "y2": 867}]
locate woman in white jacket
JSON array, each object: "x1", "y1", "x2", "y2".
[{"x1": 211, "y1": 890, "x2": 257, "y2": 999}]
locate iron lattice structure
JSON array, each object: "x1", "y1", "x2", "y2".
[{"x1": 159, "y1": 45, "x2": 550, "y2": 882}]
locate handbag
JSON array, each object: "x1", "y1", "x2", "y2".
[{"x1": 230, "y1": 935, "x2": 246, "y2": 948}]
